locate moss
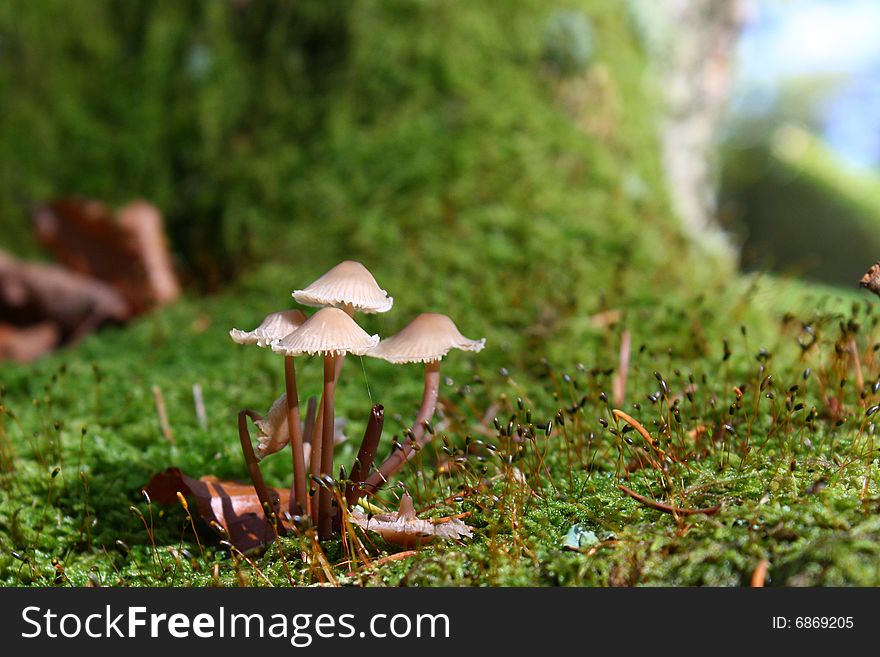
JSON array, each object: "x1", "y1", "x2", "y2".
[
  {"x1": 1, "y1": 0, "x2": 876, "y2": 587},
  {"x1": 1, "y1": 268, "x2": 877, "y2": 588}
]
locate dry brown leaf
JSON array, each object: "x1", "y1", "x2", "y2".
[
  {"x1": 0, "y1": 321, "x2": 60, "y2": 363},
  {"x1": 33, "y1": 198, "x2": 180, "y2": 314},
  {"x1": 144, "y1": 468, "x2": 291, "y2": 554},
  {"x1": 0, "y1": 248, "x2": 129, "y2": 337},
  {"x1": 348, "y1": 492, "x2": 473, "y2": 547}
]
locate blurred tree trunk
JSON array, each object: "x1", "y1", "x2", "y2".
[{"x1": 649, "y1": 0, "x2": 748, "y2": 257}]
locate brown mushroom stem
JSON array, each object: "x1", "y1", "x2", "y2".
[
  {"x1": 366, "y1": 360, "x2": 440, "y2": 492},
  {"x1": 303, "y1": 396, "x2": 318, "y2": 446},
  {"x1": 284, "y1": 356, "x2": 307, "y2": 517},
  {"x1": 238, "y1": 410, "x2": 285, "y2": 535},
  {"x1": 318, "y1": 353, "x2": 338, "y2": 539},
  {"x1": 345, "y1": 404, "x2": 385, "y2": 507},
  {"x1": 307, "y1": 355, "x2": 345, "y2": 519}
]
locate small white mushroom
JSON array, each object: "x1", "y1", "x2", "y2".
[
  {"x1": 229, "y1": 309, "x2": 307, "y2": 347},
  {"x1": 292, "y1": 260, "x2": 393, "y2": 314},
  {"x1": 364, "y1": 313, "x2": 484, "y2": 491},
  {"x1": 230, "y1": 309, "x2": 309, "y2": 515}
]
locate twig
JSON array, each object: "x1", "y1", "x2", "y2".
[
  {"x1": 192, "y1": 384, "x2": 207, "y2": 430},
  {"x1": 431, "y1": 512, "x2": 471, "y2": 524},
  {"x1": 176, "y1": 491, "x2": 205, "y2": 560},
  {"x1": 618, "y1": 484, "x2": 721, "y2": 516},
  {"x1": 346, "y1": 404, "x2": 385, "y2": 507},
  {"x1": 238, "y1": 410, "x2": 285, "y2": 536},
  {"x1": 612, "y1": 409, "x2": 664, "y2": 454},
  {"x1": 152, "y1": 385, "x2": 175, "y2": 443},
  {"x1": 751, "y1": 559, "x2": 770, "y2": 587},
  {"x1": 849, "y1": 337, "x2": 864, "y2": 394},
  {"x1": 220, "y1": 541, "x2": 275, "y2": 587},
  {"x1": 309, "y1": 532, "x2": 338, "y2": 585},
  {"x1": 612, "y1": 329, "x2": 631, "y2": 408},
  {"x1": 345, "y1": 550, "x2": 417, "y2": 577},
  {"x1": 416, "y1": 487, "x2": 481, "y2": 513}
]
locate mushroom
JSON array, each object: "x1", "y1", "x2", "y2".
[
  {"x1": 363, "y1": 313, "x2": 485, "y2": 493},
  {"x1": 230, "y1": 309, "x2": 309, "y2": 516},
  {"x1": 291, "y1": 260, "x2": 393, "y2": 511},
  {"x1": 348, "y1": 492, "x2": 473, "y2": 547},
  {"x1": 272, "y1": 307, "x2": 379, "y2": 539},
  {"x1": 292, "y1": 260, "x2": 393, "y2": 315}
]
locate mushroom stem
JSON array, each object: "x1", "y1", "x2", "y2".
[
  {"x1": 345, "y1": 404, "x2": 385, "y2": 507},
  {"x1": 307, "y1": 356, "x2": 345, "y2": 518},
  {"x1": 284, "y1": 356, "x2": 307, "y2": 517},
  {"x1": 332, "y1": 303, "x2": 353, "y2": 379},
  {"x1": 303, "y1": 396, "x2": 318, "y2": 448},
  {"x1": 238, "y1": 409, "x2": 285, "y2": 535},
  {"x1": 366, "y1": 360, "x2": 440, "y2": 491},
  {"x1": 308, "y1": 403, "x2": 323, "y2": 523},
  {"x1": 318, "y1": 354, "x2": 337, "y2": 539}
]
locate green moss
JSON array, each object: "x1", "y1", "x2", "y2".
[
  {"x1": 1, "y1": 1, "x2": 875, "y2": 587},
  {"x1": 2, "y1": 265, "x2": 879, "y2": 587}
]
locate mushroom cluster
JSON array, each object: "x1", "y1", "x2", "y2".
[{"x1": 230, "y1": 261, "x2": 484, "y2": 541}]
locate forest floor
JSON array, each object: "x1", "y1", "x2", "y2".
[{"x1": 2, "y1": 260, "x2": 879, "y2": 587}]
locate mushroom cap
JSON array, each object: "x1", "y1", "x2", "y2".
[
  {"x1": 367, "y1": 313, "x2": 485, "y2": 364},
  {"x1": 271, "y1": 307, "x2": 379, "y2": 357},
  {"x1": 230, "y1": 309, "x2": 307, "y2": 347},
  {"x1": 292, "y1": 260, "x2": 393, "y2": 313}
]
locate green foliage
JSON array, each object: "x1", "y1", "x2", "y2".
[
  {"x1": 0, "y1": 0, "x2": 352, "y2": 279},
  {"x1": 722, "y1": 126, "x2": 880, "y2": 287},
  {"x1": 0, "y1": 0, "x2": 685, "y2": 299},
  {"x1": 1, "y1": 253, "x2": 877, "y2": 586},
  {"x1": 541, "y1": 10, "x2": 595, "y2": 76}
]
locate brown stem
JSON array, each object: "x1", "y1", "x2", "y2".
[
  {"x1": 318, "y1": 353, "x2": 337, "y2": 539},
  {"x1": 303, "y1": 396, "x2": 318, "y2": 450},
  {"x1": 612, "y1": 329, "x2": 631, "y2": 408},
  {"x1": 365, "y1": 360, "x2": 440, "y2": 492},
  {"x1": 238, "y1": 410, "x2": 285, "y2": 534},
  {"x1": 284, "y1": 356, "x2": 307, "y2": 517},
  {"x1": 308, "y1": 401, "x2": 323, "y2": 520},
  {"x1": 617, "y1": 484, "x2": 721, "y2": 517},
  {"x1": 308, "y1": 347, "x2": 345, "y2": 521},
  {"x1": 345, "y1": 404, "x2": 385, "y2": 507},
  {"x1": 751, "y1": 559, "x2": 770, "y2": 587}
]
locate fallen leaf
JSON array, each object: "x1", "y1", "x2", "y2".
[
  {"x1": 563, "y1": 524, "x2": 599, "y2": 551},
  {"x1": 348, "y1": 492, "x2": 473, "y2": 547},
  {"x1": 0, "y1": 321, "x2": 60, "y2": 363},
  {"x1": 144, "y1": 468, "x2": 290, "y2": 554},
  {"x1": 33, "y1": 198, "x2": 180, "y2": 315},
  {"x1": 0, "y1": 248, "x2": 128, "y2": 342}
]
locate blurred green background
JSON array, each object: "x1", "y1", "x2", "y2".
[
  {"x1": 0, "y1": 0, "x2": 703, "y2": 362},
  {"x1": 719, "y1": 0, "x2": 880, "y2": 286}
]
